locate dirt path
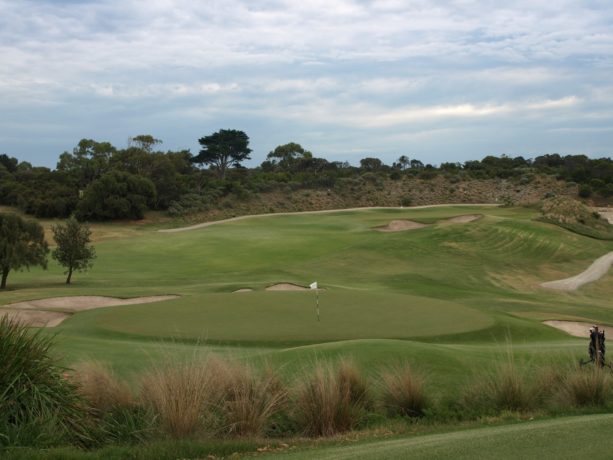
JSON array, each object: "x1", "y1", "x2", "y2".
[
  {"x1": 160, "y1": 203, "x2": 497, "y2": 233},
  {"x1": 543, "y1": 320, "x2": 612, "y2": 338},
  {"x1": 541, "y1": 251, "x2": 613, "y2": 291},
  {"x1": 0, "y1": 295, "x2": 179, "y2": 327}
]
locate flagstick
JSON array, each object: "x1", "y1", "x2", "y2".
[{"x1": 316, "y1": 289, "x2": 320, "y2": 322}]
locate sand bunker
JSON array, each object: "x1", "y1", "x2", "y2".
[
  {"x1": 265, "y1": 283, "x2": 311, "y2": 291},
  {"x1": 0, "y1": 295, "x2": 179, "y2": 328},
  {"x1": 544, "y1": 320, "x2": 612, "y2": 338},
  {"x1": 541, "y1": 251, "x2": 613, "y2": 291},
  {"x1": 0, "y1": 309, "x2": 69, "y2": 328},
  {"x1": 443, "y1": 214, "x2": 482, "y2": 224},
  {"x1": 233, "y1": 288, "x2": 254, "y2": 293},
  {"x1": 375, "y1": 220, "x2": 428, "y2": 232}
]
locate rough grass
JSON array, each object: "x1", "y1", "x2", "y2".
[
  {"x1": 72, "y1": 361, "x2": 134, "y2": 414},
  {"x1": 379, "y1": 363, "x2": 428, "y2": 417},
  {"x1": 293, "y1": 360, "x2": 371, "y2": 437},
  {"x1": 218, "y1": 362, "x2": 288, "y2": 437},
  {"x1": 139, "y1": 356, "x2": 226, "y2": 438}
]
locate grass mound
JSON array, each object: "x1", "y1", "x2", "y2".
[{"x1": 539, "y1": 197, "x2": 613, "y2": 239}]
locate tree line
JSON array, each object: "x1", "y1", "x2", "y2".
[{"x1": 1, "y1": 130, "x2": 611, "y2": 221}]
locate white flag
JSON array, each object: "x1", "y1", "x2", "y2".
[{"x1": 310, "y1": 281, "x2": 318, "y2": 290}]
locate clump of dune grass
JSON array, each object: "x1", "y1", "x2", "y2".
[
  {"x1": 379, "y1": 363, "x2": 428, "y2": 418},
  {"x1": 218, "y1": 363, "x2": 287, "y2": 437},
  {"x1": 462, "y1": 361, "x2": 533, "y2": 413},
  {"x1": 140, "y1": 356, "x2": 226, "y2": 438},
  {"x1": 72, "y1": 361, "x2": 134, "y2": 414},
  {"x1": 294, "y1": 359, "x2": 370, "y2": 437},
  {"x1": 556, "y1": 366, "x2": 612, "y2": 408}
]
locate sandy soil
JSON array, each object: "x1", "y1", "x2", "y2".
[
  {"x1": 265, "y1": 283, "x2": 311, "y2": 291},
  {"x1": 592, "y1": 207, "x2": 613, "y2": 224},
  {"x1": 0, "y1": 295, "x2": 179, "y2": 328},
  {"x1": 160, "y1": 203, "x2": 497, "y2": 233},
  {"x1": 443, "y1": 214, "x2": 482, "y2": 224},
  {"x1": 233, "y1": 288, "x2": 254, "y2": 293},
  {"x1": 375, "y1": 220, "x2": 428, "y2": 232},
  {"x1": 543, "y1": 320, "x2": 612, "y2": 338},
  {"x1": 541, "y1": 251, "x2": 613, "y2": 291}
]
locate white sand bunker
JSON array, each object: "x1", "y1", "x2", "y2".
[
  {"x1": 541, "y1": 251, "x2": 613, "y2": 291},
  {"x1": 0, "y1": 295, "x2": 179, "y2": 328},
  {"x1": 375, "y1": 220, "x2": 428, "y2": 232},
  {"x1": 442, "y1": 214, "x2": 482, "y2": 224},
  {"x1": 265, "y1": 283, "x2": 311, "y2": 291},
  {"x1": 233, "y1": 288, "x2": 254, "y2": 293},
  {"x1": 544, "y1": 320, "x2": 613, "y2": 338}
]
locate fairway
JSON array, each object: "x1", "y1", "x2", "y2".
[{"x1": 1, "y1": 205, "x2": 612, "y2": 379}]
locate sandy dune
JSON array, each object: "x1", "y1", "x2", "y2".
[
  {"x1": 233, "y1": 288, "x2": 254, "y2": 293},
  {"x1": 541, "y1": 251, "x2": 613, "y2": 291},
  {"x1": 0, "y1": 295, "x2": 179, "y2": 327},
  {"x1": 544, "y1": 320, "x2": 612, "y2": 338}
]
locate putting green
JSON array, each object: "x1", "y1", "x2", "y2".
[{"x1": 71, "y1": 290, "x2": 493, "y2": 344}]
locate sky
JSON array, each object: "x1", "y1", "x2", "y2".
[{"x1": 1, "y1": 0, "x2": 612, "y2": 168}]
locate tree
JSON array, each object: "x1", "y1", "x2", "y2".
[
  {"x1": 75, "y1": 171, "x2": 156, "y2": 220},
  {"x1": 360, "y1": 157, "x2": 383, "y2": 171},
  {"x1": 192, "y1": 129, "x2": 252, "y2": 179},
  {"x1": 266, "y1": 142, "x2": 312, "y2": 171},
  {"x1": 52, "y1": 216, "x2": 96, "y2": 284},
  {"x1": 394, "y1": 155, "x2": 410, "y2": 170},
  {"x1": 128, "y1": 134, "x2": 162, "y2": 153},
  {"x1": 0, "y1": 213, "x2": 48, "y2": 289}
]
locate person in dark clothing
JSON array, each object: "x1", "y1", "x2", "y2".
[
  {"x1": 589, "y1": 327, "x2": 597, "y2": 361},
  {"x1": 598, "y1": 330, "x2": 606, "y2": 367}
]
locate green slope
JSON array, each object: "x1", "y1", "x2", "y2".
[{"x1": 257, "y1": 414, "x2": 613, "y2": 460}]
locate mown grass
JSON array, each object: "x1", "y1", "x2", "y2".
[{"x1": 1, "y1": 205, "x2": 612, "y2": 457}]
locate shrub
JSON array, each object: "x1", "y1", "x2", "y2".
[
  {"x1": 0, "y1": 317, "x2": 87, "y2": 447},
  {"x1": 379, "y1": 363, "x2": 428, "y2": 418},
  {"x1": 294, "y1": 360, "x2": 370, "y2": 437},
  {"x1": 400, "y1": 196, "x2": 413, "y2": 207}
]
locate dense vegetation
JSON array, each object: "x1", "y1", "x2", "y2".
[{"x1": 0, "y1": 132, "x2": 611, "y2": 221}]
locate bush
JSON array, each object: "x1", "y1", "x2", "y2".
[
  {"x1": 578, "y1": 184, "x2": 592, "y2": 198},
  {"x1": 0, "y1": 317, "x2": 87, "y2": 447},
  {"x1": 379, "y1": 363, "x2": 428, "y2": 418}
]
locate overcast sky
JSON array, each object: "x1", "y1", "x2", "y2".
[{"x1": 1, "y1": 0, "x2": 612, "y2": 168}]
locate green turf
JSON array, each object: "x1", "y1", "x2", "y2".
[
  {"x1": 255, "y1": 414, "x2": 613, "y2": 460},
  {"x1": 1, "y1": 205, "x2": 611, "y2": 380}
]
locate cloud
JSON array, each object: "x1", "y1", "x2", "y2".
[{"x1": 0, "y1": 0, "x2": 611, "y2": 165}]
